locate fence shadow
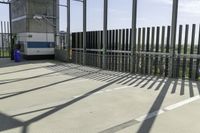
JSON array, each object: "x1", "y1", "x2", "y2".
[
  {"x1": 1, "y1": 62, "x2": 199, "y2": 133},
  {"x1": 0, "y1": 71, "x2": 130, "y2": 133}
]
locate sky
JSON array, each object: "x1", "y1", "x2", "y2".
[{"x1": 0, "y1": 0, "x2": 200, "y2": 32}]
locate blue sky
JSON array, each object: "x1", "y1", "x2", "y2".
[{"x1": 0, "y1": 0, "x2": 200, "y2": 32}]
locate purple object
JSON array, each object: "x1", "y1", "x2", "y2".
[{"x1": 14, "y1": 50, "x2": 21, "y2": 62}]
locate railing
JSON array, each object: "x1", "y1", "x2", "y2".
[{"x1": 71, "y1": 24, "x2": 200, "y2": 81}]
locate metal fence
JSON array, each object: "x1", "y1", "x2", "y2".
[
  {"x1": 71, "y1": 24, "x2": 200, "y2": 81},
  {"x1": 0, "y1": 21, "x2": 10, "y2": 58}
]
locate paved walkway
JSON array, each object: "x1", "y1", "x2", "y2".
[{"x1": 0, "y1": 59, "x2": 200, "y2": 133}]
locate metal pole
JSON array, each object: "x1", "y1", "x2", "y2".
[
  {"x1": 130, "y1": 0, "x2": 137, "y2": 73},
  {"x1": 103, "y1": 0, "x2": 108, "y2": 69},
  {"x1": 83, "y1": 0, "x2": 87, "y2": 65},
  {"x1": 169, "y1": 0, "x2": 179, "y2": 78},
  {"x1": 56, "y1": 0, "x2": 60, "y2": 48},
  {"x1": 9, "y1": 3, "x2": 14, "y2": 60},
  {"x1": 67, "y1": 0, "x2": 71, "y2": 61}
]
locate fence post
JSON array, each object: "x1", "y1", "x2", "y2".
[
  {"x1": 66, "y1": 0, "x2": 71, "y2": 61},
  {"x1": 131, "y1": 0, "x2": 137, "y2": 73},
  {"x1": 83, "y1": 0, "x2": 87, "y2": 65},
  {"x1": 103, "y1": 0, "x2": 108, "y2": 69},
  {"x1": 9, "y1": 3, "x2": 14, "y2": 60},
  {"x1": 169, "y1": 0, "x2": 179, "y2": 78}
]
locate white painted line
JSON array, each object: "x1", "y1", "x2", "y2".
[
  {"x1": 135, "y1": 110, "x2": 165, "y2": 122},
  {"x1": 165, "y1": 95, "x2": 200, "y2": 111}
]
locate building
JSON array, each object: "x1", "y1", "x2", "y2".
[{"x1": 11, "y1": 0, "x2": 59, "y2": 59}]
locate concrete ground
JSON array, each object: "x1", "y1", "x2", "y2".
[{"x1": 0, "y1": 59, "x2": 200, "y2": 133}]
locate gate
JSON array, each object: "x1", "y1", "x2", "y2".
[{"x1": 0, "y1": 21, "x2": 11, "y2": 58}]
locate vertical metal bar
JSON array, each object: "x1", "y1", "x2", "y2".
[
  {"x1": 189, "y1": 24, "x2": 196, "y2": 80},
  {"x1": 103, "y1": 0, "x2": 108, "y2": 69},
  {"x1": 165, "y1": 26, "x2": 171, "y2": 77},
  {"x1": 76, "y1": 33, "x2": 78, "y2": 64},
  {"x1": 125, "y1": 29, "x2": 129, "y2": 72},
  {"x1": 160, "y1": 26, "x2": 165, "y2": 76},
  {"x1": 108, "y1": 30, "x2": 111, "y2": 70},
  {"x1": 182, "y1": 25, "x2": 189, "y2": 79},
  {"x1": 1, "y1": 21, "x2": 4, "y2": 58},
  {"x1": 71, "y1": 33, "x2": 74, "y2": 62},
  {"x1": 150, "y1": 27, "x2": 155, "y2": 75},
  {"x1": 93, "y1": 31, "x2": 95, "y2": 66},
  {"x1": 56, "y1": 0, "x2": 60, "y2": 48},
  {"x1": 131, "y1": 0, "x2": 137, "y2": 73},
  {"x1": 7, "y1": 21, "x2": 10, "y2": 57},
  {"x1": 83, "y1": 0, "x2": 87, "y2": 65},
  {"x1": 146, "y1": 27, "x2": 150, "y2": 74},
  {"x1": 80, "y1": 32, "x2": 83, "y2": 64},
  {"x1": 137, "y1": 28, "x2": 141, "y2": 73},
  {"x1": 122, "y1": 29, "x2": 126, "y2": 72},
  {"x1": 9, "y1": 3, "x2": 14, "y2": 60},
  {"x1": 97, "y1": 31, "x2": 101, "y2": 67},
  {"x1": 112, "y1": 30, "x2": 115, "y2": 70},
  {"x1": 66, "y1": 0, "x2": 71, "y2": 61},
  {"x1": 111, "y1": 30, "x2": 114, "y2": 70},
  {"x1": 169, "y1": 0, "x2": 179, "y2": 78},
  {"x1": 196, "y1": 25, "x2": 200, "y2": 80},
  {"x1": 115, "y1": 30, "x2": 118, "y2": 71},
  {"x1": 101, "y1": 31, "x2": 103, "y2": 67},
  {"x1": 129, "y1": 29, "x2": 132, "y2": 72},
  {"x1": 89, "y1": 31, "x2": 92, "y2": 66},
  {"x1": 95, "y1": 31, "x2": 98, "y2": 67},
  {"x1": 4, "y1": 21, "x2": 7, "y2": 57},
  {"x1": 77, "y1": 33, "x2": 80, "y2": 64},
  {"x1": 119, "y1": 30, "x2": 122, "y2": 71},
  {"x1": 141, "y1": 28, "x2": 146, "y2": 74},
  {"x1": 176, "y1": 25, "x2": 182, "y2": 78},
  {"x1": 155, "y1": 27, "x2": 160, "y2": 75}
]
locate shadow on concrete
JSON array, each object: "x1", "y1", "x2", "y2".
[
  {"x1": 0, "y1": 65, "x2": 80, "y2": 85},
  {"x1": 99, "y1": 78, "x2": 198, "y2": 133},
  {"x1": 0, "y1": 113, "x2": 24, "y2": 132},
  {"x1": 0, "y1": 59, "x2": 55, "y2": 68},
  {"x1": 136, "y1": 78, "x2": 172, "y2": 133},
  {"x1": 0, "y1": 61, "x2": 199, "y2": 133},
  {"x1": 0, "y1": 69, "x2": 101, "y2": 100},
  {"x1": 0, "y1": 72, "x2": 130, "y2": 133},
  {"x1": 0, "y1": 65, "x2": 57, "y2": 76}
]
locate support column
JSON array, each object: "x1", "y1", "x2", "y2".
[
  {"x1": 56, "y1": 0, "x2": 60, "y2": 48},
  {"x1": 169, "y1": 0, "x2": 179, "y2": 78},
  {"x1": 83, "y1": 0, "x2": 87, "y2": 65},
  {"x1": 67, "y1": 0, "x2": 71, "y2": 61},
  {"x1": 9, "y1": 3, "x2": 14, "y2": 60},
  {"x1": 130, "y1": 0, "x2": 137, "y2": 73},
  {"x1": 103, "y1": 0, "x2": 108, "y2": 69}
]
